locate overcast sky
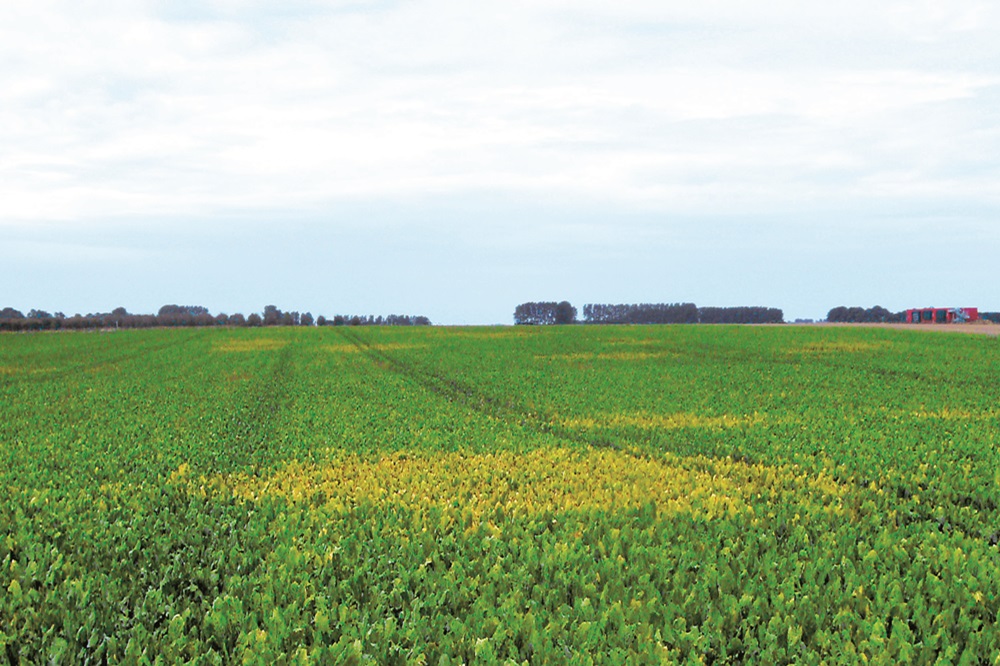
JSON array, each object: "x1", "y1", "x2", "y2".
[{"x1": 3, "y1": 1, "x2": 999, "y2": 323}]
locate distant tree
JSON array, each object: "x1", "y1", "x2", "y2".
[
  {"x1": 514, "y1": 302, "x2": 559, "y2": 325},
  {"x1": 826, "y1": 306, "x2": 849, "y2": 323},
  {"x1": 0, "y1": 307, "x2": 24, "y2": 319},
  {"x1": 155, "y1": 304, "x2": 210, "y2": 327},
  {"x1": 229, "y1": 313, "x2": 247, "y2": 326},
  {"x1": 350, "y1": 316, "x2": 362, "y2": 326},
  {"x1": 27, "y1": 309, "x2": 52, "y2": 319},
  {"x1": 315, "y1": 315, "x2": 327, "y2": 326},
  {"x1": 158, "y1": 305, "x2": 208, "y2": 317},
  {"x1": 247, "y1": 313, "x2": 263, "y2": 327},
  {"x1": 108, "y1": 307, "x2": 130, "y2": 328},
  {"x1": 827, "y1": 305, "x2": 897, "y2": 323},
  {"x1": 215, "y1": 313, "x2": 230, "y2": 326},
  {"x1": 333, "y1": 315, "x2": 346, "y2": 326},
  {"x1": 867, "y1": 306, "x2": 897, "y2": 322},
  {"x1": 263, "y1": 305, "x2": 281, "y2": 326},
  {"x1": 555, "y1": 301, "x2": 577, "y2": 325},
  {"x1": 300, "y1": 312, "x2": 314, "y2": 327}
]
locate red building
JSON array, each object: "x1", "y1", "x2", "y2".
[{"x1": 904, "y1": 307, "x2": 979, "y2": 324}]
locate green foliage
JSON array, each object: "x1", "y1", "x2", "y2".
[{"x1": 1, "y1": 325, "x2": 999, "y2": 662}]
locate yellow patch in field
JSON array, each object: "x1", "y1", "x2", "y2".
[
  {"x1": 370, "y1": 342, "x2": 426, "y2": 352},
  {"x1": 562, "y1": 411, "x2": 762, "y2": 431},
  {"x1": 446, "y1": 330, "x2": 523, "y2": 339},
  {"x1": 0, "y1": 366, "x2": 57, "y2": 376},
  {"x1": 541, "y1": 350, "x2": 675, "y2": 362},
  {"x1": 909, "y1": 407, "x2": 996, "y2": 421},
  {"x1": 326, "y1": 342, "x2": 425, "y2": 353},
  {"x1": 192, "y1": 448, "x2": 750, "y2": 520},
  {"x1": 606, "y1": 337, "x2": 662, "y2": 347},
  {"x1": 790, "y1": 341, "x2": 891, "y2": 354},
  {"x1": 179, "y1": 447, "x2": 849, "y2": 523},
  {"x1": 323, "y1": 344, "x2": 362, "y2": 353},
  {"x1": 214, "y1": 339, "x2": 287, "y2": 353}
]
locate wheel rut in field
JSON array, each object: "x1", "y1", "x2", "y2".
[
  {"x1": 215, "y1": 341, "x2": 297, "y2": 471},
  {"x1": 335, "y1": 328, "x2": 623, "y2": 452}
]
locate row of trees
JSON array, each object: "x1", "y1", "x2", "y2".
[
  {"x1": 825, "y1": 306, "x2": 1000, "y2": 323},
  {"x1": 696, "y1": 306, "x2": 786, "y2": 324},
  {"x1": 514, "y1": 302, "x2": 785, "y2": 325},
  {"x1": 825, "y1": 306, "x2": 899, "y2": 323},
  {"x1": 0, "y1": 305, "x2": 431, "y2": 332},
  {"x1": 317, "y1": 314, "x2": 431, "y2": 327},
  {"x1": 583, "y1": 303, "x2": 699, "y2": 324},
  {"x1": 513, "y1": 302, "x2": 578, "y2": 326}
]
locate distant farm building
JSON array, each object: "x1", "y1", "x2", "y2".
[{"x1": 904, "y1": 307, "x2": 979, "y2": 324}]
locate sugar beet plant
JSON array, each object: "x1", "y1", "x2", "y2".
[{"x1": 1, "y1": 325, "x2": 999, "y2": 663}]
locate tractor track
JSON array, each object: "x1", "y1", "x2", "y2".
[{"x1": 335, "y1": 328, "x2": 623, "y2": 452}]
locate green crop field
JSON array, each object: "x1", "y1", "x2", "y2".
[{"x1": 2, "y1": 325, "x2": 999, "y2": 664}]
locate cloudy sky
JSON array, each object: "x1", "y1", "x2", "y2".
[{"x1": 3, "y1": 1, "x2": 999, "y2": 323}]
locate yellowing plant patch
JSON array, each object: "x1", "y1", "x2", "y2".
[
  {"x1": 323, "y1": 344, "x2": 363, "y2": 353},
  {"x1": 540, "y1": 350, "x2": 677, "y2": 362},
  {"x1": 180, "y1": 446, "x2": 848, "y2": 525},
  {"x1": 214, "y1": 339, "x2": 288, "y2": 353},
  {"x1": 909, "y1": 407, "x2": 998, "y2": 421},
  {"x1": 562, "y1": 411, "x2": 763, "y2": 431},
  {"x1": 789, "y1": 340, "x2": 892, "y2": 354},
  {"x1": 192, "y1": 448, "x2": 747, "y2": 520}
]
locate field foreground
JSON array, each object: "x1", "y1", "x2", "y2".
[{"x1": 2, "y1": 325, "x2": 999, "y2": 664}]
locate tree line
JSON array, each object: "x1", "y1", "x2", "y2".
[
  {"x1": 825, "y1": 306, "x2": 899, "y2": 323},
  {"x1": 825, "y1": 306, "x2": 1000, "y2": 323},
  {"x1": 513, "y1": 302, "x2": 579, "y2": 326},
  {"x1": 0, "y1": 305, "x2": 431, "y2": 332},
  {"x1": 514, "y1": 302, "x2": 785, "y2": 325}
]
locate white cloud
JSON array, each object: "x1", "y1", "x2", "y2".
[{"x1": 1, "y1": 0, "x2": 999, "y2": 226}]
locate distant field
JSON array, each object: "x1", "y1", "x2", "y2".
[
  {"x1": 793, "y1": 322, "x2": 1000, "y2": 336},
  {"x1": 2, "y1": 325, "x2": 999, "y2": 663}
]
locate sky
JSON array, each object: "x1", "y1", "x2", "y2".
[{"x1": 3, "y1": 1, "x2": 1000, "y2": 324}]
